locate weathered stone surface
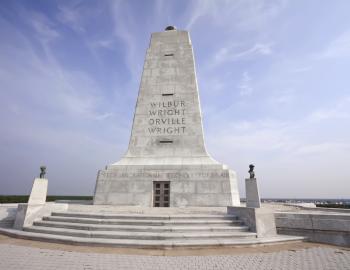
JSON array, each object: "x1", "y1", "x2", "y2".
[
  {"x1": 13, "y1": 203, "x2": 68, "y2": 230},
  {"x1": 13, "y1": 177, "x2": 51, "y2": 230},
  {"x1": 93, "y1": 28, "x2": 240, "y2": 207},
  {"x1": 28, "y1": 178, "x2": 48, "y2": 205},
  {"x1": 275, "y1": 212, "x2": 350, "y2": 247},
  {"x1": 2, "y1": 209, "x2": 305, "y2": 248},
  {"x1": 0, "y1": 204, "x2": 17, "y2": 228},
  {"x1": 245, "y1": 178, "x2": 261, "y2": 208},
  {"x1": 227, "y1": 206, "x2": 277, "y2": 237},
  {"x1": 95, "y1": 166, "x2": 240, "y2": 206}
]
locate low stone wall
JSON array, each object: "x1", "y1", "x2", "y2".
[
  {"x1": 227, "y1": 206, "x2": 277, "y2": 237},
  {"x1": 0, "y1": 204, "x2": 18, "y2": 228},
  {"x1": 14, "y1": 202, "x2": 68, "y2": 230},
  {"x1": 275, "y1": 212, "x2": 350, "y2": 247}
]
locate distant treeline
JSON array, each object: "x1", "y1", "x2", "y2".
[
  {"x1": 316, "y1": 203, "x2": 350, "y2": 209},
  {"x1": 0, "y1": 195, "x2": 93, "y2": 204}
]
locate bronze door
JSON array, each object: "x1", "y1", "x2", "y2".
[{"x1": 153, "y1": 181, "x2": 170, "y2": 207}]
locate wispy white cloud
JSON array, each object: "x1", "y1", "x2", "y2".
[
  {"x1": 197, "y1": 74, "x2": 227, "y2": 94},
  {"x1": 290, "y1": 66, "x2": 312, "y2": 73},
  {"x1": 207, "y1": 117, "x2": 347, "y2": 159},
  {"x1": 294, "y1": 142, "x2": 350, "y2": 156},
  {"x1": 234, "y1": 0, "x2": 288, "y2": 31},
  {"x1": 315, "y1": 31, "x2": 350, "y2": 59},
  {"x1": 57, "y1": 4, "x2": 86, "y2": 33},
  {"x1": 0, "y1": 11, "x2": 129, "y2": 194},
  {"x1": 308, "y1": 96, "x2": 350, "y2": 121},
  {"x1": 185, "y1": 0, "x2": 288, "y2": 31},
  {"x1": 94, "y1": 112, "x2": 113, "y2": 121},
  {"x1": 205, "y1": 113, "x2": 350, "y2": 197},
  {"x1": 109, "y1": 1, "x2": 142, "y2": 79},
  {"x1": 207, "y1": 118, "x2": 295, "y2": 153},
  {"x1": 153, "y1": 0, "x2": 171, "y2": 26},
  {"x1": 91, "y1": 39, "x2": 115, "y2": 49},
  {"x1": 210, "y1": 43, "x2": 273, "y2": 68},
  {"x1": 267, "y1": 89, "x2": 295, "y2": 105},
  {"x1": 54, "y1": 70, "x2": 113, "y2": 120},
  {"x1": 29, "y1": 11, "x2": 60, "y2": 43},
  {"x1": 0, "y1": 11, "x2": 117, "y2": 122},
  {"x1": 238, "y1": 72, "x2": 253, "y2": 96},
  {"x1": 205, "y1": 95, "x2": 350, "y2": 159},
  {"x1": 185, "y1": 0, "x2": 218, "y2": 30}
]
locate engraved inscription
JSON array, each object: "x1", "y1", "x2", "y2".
[
  {"x1": 98, "y1": 170, "x2": 229, "y2": 180},
  {"x1": 99, "y1": 171, "x2": 161, "y2": 178},
  {"x1": 148, "y1": 100, "x2": 186, "y2": 134}
]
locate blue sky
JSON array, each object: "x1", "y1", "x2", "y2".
[{"x1": 0, "y1": 0, "x2": 349, "y2": 198}]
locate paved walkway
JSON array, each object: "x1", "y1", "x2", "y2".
[{"x1": 0, "y1": 243, "x2": 349, "y2": 270}]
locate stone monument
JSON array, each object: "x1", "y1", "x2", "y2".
[{"x1": 93, "y1": 26, "x2": 240, "y2": 207}]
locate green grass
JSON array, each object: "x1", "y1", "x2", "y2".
[{"x1": 0, "y1": 195, "x2": 93, "y2": 204}]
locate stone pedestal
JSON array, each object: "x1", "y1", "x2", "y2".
[
  {"x1": 14, "y1": 177, "x2": 49, "y2": 230},
  {"x1": 93, "y1": 28, "x2": 241, "y2": 207},
  {"x1": 245, "y1": 178, "x2": 261, "y2": 208},
  {"x1": 28, "y1": 178, "x2": 48, "y2": 205}
]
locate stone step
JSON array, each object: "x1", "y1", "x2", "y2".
[
  {"x1": 43, "y1": 216, "x2": 242, "y2": 226},
  {"x1": 0, "y1": 227, "x2": 306, "y2": 248},
  {"x1": 24, "y1": 226, "x2": 257, "y2": 240},
  {"x1": 33, "y1": 220, "x2": 250, "y2": 233},
  {"x1": 51, "y1": 212, "x2": 238, "y2": 220}
]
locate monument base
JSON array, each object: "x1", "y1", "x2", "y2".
[{"x1": 93, "y1": 162, "x2": 240, "y2": 207}]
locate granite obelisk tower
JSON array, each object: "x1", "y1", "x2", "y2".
[{"x1": 93, "y1": 26, "x2": 240, "y2": 207}]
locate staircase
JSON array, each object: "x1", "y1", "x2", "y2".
[
  {"x1": 19, "y1": 211, "x2": 258, "y2": 247},
  {"x1": 12, "y1": 211, "x2": 304, "y2": 248}
]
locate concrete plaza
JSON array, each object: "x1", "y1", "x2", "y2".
[{"x1": 0, "y1": 235, "x2": 349, "y2": 270}]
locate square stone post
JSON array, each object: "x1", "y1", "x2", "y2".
[
  {"x1": 14, "y1": 178, "x2": 48, "y2": 230},
  {"x1": 245, "y1": 178, "x2": 261, "y2": 208}
]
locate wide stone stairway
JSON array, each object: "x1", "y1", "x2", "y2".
[{"x1": 17, "y1": 211, "x2": 303, "y2": 248}]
